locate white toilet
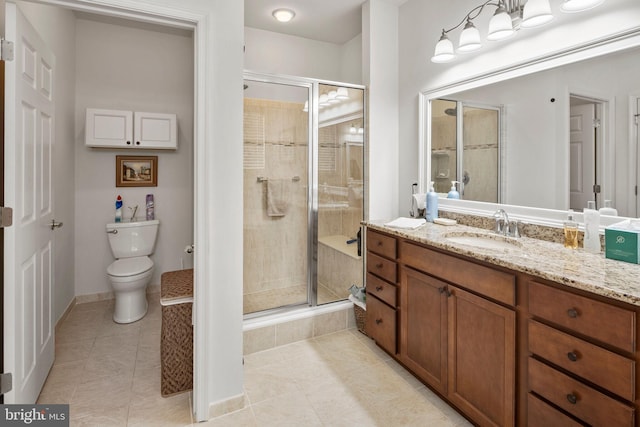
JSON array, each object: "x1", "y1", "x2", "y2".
[{"x1": 106, "y1": 219, "x2": 160, "y2": 323}]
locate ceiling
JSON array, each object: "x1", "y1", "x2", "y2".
[{"x1": 244, "y1": 0, "x2": 408, "y2": 45}]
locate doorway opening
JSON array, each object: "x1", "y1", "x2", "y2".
[{"x1": 568, "y1": 94, "x2": 608, "y2": 212}]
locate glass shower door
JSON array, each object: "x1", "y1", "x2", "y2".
[
  {"x1": 243, "y1": 79, "x2": 310, "y2": 314},
  {"x1": 316, "y1": 84, "x2": 365, "y2": 305}
]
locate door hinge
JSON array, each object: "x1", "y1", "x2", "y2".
[
  {"x1": 635, "y1": 114, "x2": 639, "y2": 126},
  {"x1": 0, "y1": 373, "x2": 12, "y2": 395},
  {"x1": 0, "y1": 207, "x2": 13, "y2": 228},
  {"x1": 1, "y1": 39, "x2": 15, "y2": 61},
  {"x1": 593, "y1": 184, "x2": 601, "y2": 194}
]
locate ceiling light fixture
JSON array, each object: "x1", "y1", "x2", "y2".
[
  {"x1": 272, "y1": 8, "x2": 296, "y2": 23},
  {"x1": 336, "y1": 87, "x2": 350, "y2": 100},
  {"x1": 431, "y1": 0, "x2": 606, "y2": 63}
]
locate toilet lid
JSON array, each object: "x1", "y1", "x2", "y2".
[{"x1": 107, "y1": 256, "x2": 153, "y2": 277}]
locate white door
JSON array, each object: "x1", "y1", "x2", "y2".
[
  {"x1": 569, "y1": 103, "x2": 596, "y2": 211},
  {"x1": 4, "y1": 2, "x2": 56, "y2": 403}
]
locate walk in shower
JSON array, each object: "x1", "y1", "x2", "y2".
[{"x1": 243, "y1": 73, "x2": 365, "y2": 315}]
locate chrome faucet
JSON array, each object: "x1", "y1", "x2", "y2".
[
  {"x1": 493, "y1": 209, "x2": 509, "y2": 235},
  {"x1": 493, "y1": 209, "x2": 520, "y2": 238}
]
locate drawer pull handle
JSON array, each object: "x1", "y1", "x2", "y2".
[
  {"x1": 376, "y1": 286, "x2": 383, "y2": 292},
  {"x1": 377, "y1": 241, "x2": 383, "y2": 246},
  {"x1": 567, "y1": 351, "x2": 579, "y2": 362},
  {"x1": 376, "y1": 263, "x2": 383, "y2": 269},
  {"x1": 375, "y1": 319, "x2": 383, "y2": 325},
  {"x1": 566, "y1": 393, "x2": 578, "y2": 405},
  {"x1": 567, "y1": 308, "x2": 579, "y2": 318}
]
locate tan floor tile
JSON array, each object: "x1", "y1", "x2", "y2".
[
  {"x1": 70, "y1": 408, "x2": 129, "y2": 427},
  {"x1": 81, "y1": 356, "x2": 136, "y2": 384},
  {"x1": 127, "y1": 391, "x2": 192, "y2": 427},
  {"x1": 251, "y1": 391, "x2": 322, "y2": 427},
  {"x1": 243, "y1": 365, "x2": 302, "y2": 405},
  {"x1": 195, "y1": 408, "x2": 257, "y2": 427},
  {"x1": 55, "y1": 338, "x2": 95, "y2": 365}
]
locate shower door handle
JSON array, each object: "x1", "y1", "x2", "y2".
[{"x1": 50, "y1": 220, "x2": 63, "y2": 230}]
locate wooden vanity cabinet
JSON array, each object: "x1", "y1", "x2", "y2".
[
  {"x1": 398, "y1": 241, "x2": 516, "y2": 427},
  {"x1": 365, "y1": 227, "x2": 640, "y2": 427},
  {"x1": 527, "y1": 280, "x2": 637, "y2": 427},
  {"x1": 365, "y1": 230, "x2": 398, "y2": 355}
]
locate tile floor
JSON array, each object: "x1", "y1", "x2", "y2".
[{"x1": 39, "y1": 294, "x2": 472, "y2": 426}]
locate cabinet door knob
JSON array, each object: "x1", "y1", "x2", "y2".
[
  {"x1": 375, "y1": 319, "x2": 383, "y2": 325},
  {"x1": 566, "y1": 393, "x2": 578, "y2": 405},
  {"x1": 376, "y1": 263, "x2": 383, "y2": 269},
  {"x1": 567, "y1": 308, "x2": 579, "y2": 318},
  {"x1": 376, "y1": 241, "x2": 383, "y2": 246},
  {"x1": 126, "y1": 140, "x2": 131, "y2": 145},
  {"x1": 376, "y1": 286, "x2": 383, "y2": 292},
  {"x1": 567, "y1": 351, "x2": 579, "y2": 362},
  {"x1": 136, "y1": 141, "x2": 141, "y2": 145}
]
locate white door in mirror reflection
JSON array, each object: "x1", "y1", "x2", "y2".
[{"x1": 569, "y1": 101, "x2": 599, "y2": 211}]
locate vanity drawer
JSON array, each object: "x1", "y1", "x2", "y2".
[
  {"x1": 366, "y1": 229, "x2": 397, "y2": 259},
  {"x1": 366, "y1": 273, "x2": 397, "y2": 307},
  {"x1": 528, "y1": 357, "x2": 635, "y2": 427},
  {"x1": 529, "y1": 320, "x2": 635, "y2": 401},
  {"x1": 398, "y1": 240, "x2": 515, "y2": 306},
  {"x1": 529, "y1": 281, "x2": 636, "y2": 353},
  {"x1": 527, "y1": 393, "x2": 582, "y2": 427},
  {"x1": 367, "y1": 252, "x2": 397, "y2": 284},
  {"x1": 366, "y1": 293, "x2": 396, "y2": 355}
]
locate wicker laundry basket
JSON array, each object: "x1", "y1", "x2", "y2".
[
  {"x1": 160, "y1": 269, "x2": 194, "y2": 397},
  {"x1": 349, "y1": 295, "x2": 367, "y2": 336}
]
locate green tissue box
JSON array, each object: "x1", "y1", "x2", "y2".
[{"x1": 605, "y1": 220, "x2": 640, "y2": 264}]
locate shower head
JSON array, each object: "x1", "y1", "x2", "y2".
[{"x1": 445, "y1": 108, "x2": 457, "y2": 116}]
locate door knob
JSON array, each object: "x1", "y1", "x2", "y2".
[{"x1": 50, "y1": 220, "x2": 63, "y2": 230}]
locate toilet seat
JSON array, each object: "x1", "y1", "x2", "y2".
[{"x1": 107, "y1": 256, "x2": 153, "y2": 277}]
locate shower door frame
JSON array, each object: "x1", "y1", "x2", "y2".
[{"x1": 243, "y1": 71, "x2": 367, "y2": 316}]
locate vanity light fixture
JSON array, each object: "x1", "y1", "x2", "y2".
[
  {"x1": 327, "y1": 90, "x2": 340, "y2": 104},
  {"x1": 302, "y1": 100, "x2": 308, "y2": 112},
  {"x1": 319, "y1": 94, "x2": 330, "y2": 107},
  {"x1": 272, "y1": 8, "x2": 296, "y2": 23},
  {"x1": 350, "y1": 124, "x2": 357, "y2": 134},
  {"x1": 431, "y1": 0, "x2": 605, "y2": 63}
]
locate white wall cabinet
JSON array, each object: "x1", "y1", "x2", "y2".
[{"x1": 86, "y1": 108, "x2": 177, "y2": 149}]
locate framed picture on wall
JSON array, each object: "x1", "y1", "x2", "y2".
[{"x1": 116, "y1": 155, "x2": 158, "y2": 187}]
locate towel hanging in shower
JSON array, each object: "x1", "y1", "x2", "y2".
[{"x1": 266, "y1": 179, "x2": 290, "y2": 217}]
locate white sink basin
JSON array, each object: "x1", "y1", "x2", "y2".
[{"x1": 444, "y1": 231, "x2": 522, "y2": 252}]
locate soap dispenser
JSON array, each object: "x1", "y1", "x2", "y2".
[
  {"x1": 426, "y1": 181, "x2": 438, "y2": 222},
  {"x1": 447, "y1": 181, "x2": 460, "y2": 199},
  {"x1": 583, "y1": 201, "x2": 601, "y2": 253},
  {"x1": 563, "y1": 209, "x2": 578, "y2": 249}
]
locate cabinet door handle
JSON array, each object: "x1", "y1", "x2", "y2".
[
  {"x1": 376, "y1": 241, "x2": 383, "y2": 246},
  {"x1": 375, "y1": 286, "x2": 383, "y2": 292},
  {"x1": 567, "y1": 351, "x2": 579, "y2": 362},
  {"x1": 567, "y1": 308, "x2": 579, "y2": 318},
  {"x1": 566, "y1": 393, "x2": 578, "y2": 405},
  {"x1": 375, "y1": 263, "x2": 383, "y2": 269},
  {"x1": 375, "y1": 319, "x2": 383, "y2": 325}
]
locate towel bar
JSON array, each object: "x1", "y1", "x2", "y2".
[{"x1": 257, "y1": 176, "x2": 300, "y2": 183}]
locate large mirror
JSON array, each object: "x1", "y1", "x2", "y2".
[{"x1": 422, "y1": 33, "x2": 640, "y2": 220}]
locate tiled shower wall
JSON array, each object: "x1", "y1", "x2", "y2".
[
  {"x1": 243, "y1": 98, "x2": 364, "y2": 302},
  {"x1": 244, "y1": 99, "x2": 309, "y2": 295}
]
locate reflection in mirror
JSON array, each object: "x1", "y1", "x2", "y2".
[
  {"x1": 425, "y1": 44, "x2": 640, "y2": 219},
  {"x1": 431, "y1": 99, "x2": 500, "y2": 203}
]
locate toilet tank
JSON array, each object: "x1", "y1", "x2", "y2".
[{"x1": 106, "y1": 219, "x2": 160, "y2": 259}]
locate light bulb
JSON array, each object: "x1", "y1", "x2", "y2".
[
  {"x1": 458, "y1": 20, "x2": 482, "y2": 53},
  {"x1": 431, "y1": 32, "x2": 456, "y2": 63},
  {"x1": 487, "y1": 6, "x2": 515, "y2": 41},
  {"x1": 272, "y1": 8, "x2": 295, "y2": 23}
]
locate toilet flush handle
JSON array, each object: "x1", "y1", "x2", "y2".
[{"x1": 106, "y1": 229, "x2": 118, "y2": 234}]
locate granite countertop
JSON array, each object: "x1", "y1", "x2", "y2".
[{"x1": 365, "y1": 220, "x2": 640, "y2": 307}]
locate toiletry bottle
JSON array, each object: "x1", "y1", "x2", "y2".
[
  {"x1": 146, "y1": 194, "x2": 155, "y2": 220},
  {"x1": 599, "y1": 199, "x2": 618, "y2": 216},
  {"x1": 447, "y1": 181, "x2": 460, "y2": 199},
  {"x1": 563, "y1": 209, "x2": 578, "y2": 249},
  {"x1": 583, "y1": 201, "x2": 600, "y2": 253},
  {"x1": 426, "y1": 181, "x2": 438, "y2": 222},
  {"x1": 115, "y1": 195, "x2": 123, "y2": 223}
]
